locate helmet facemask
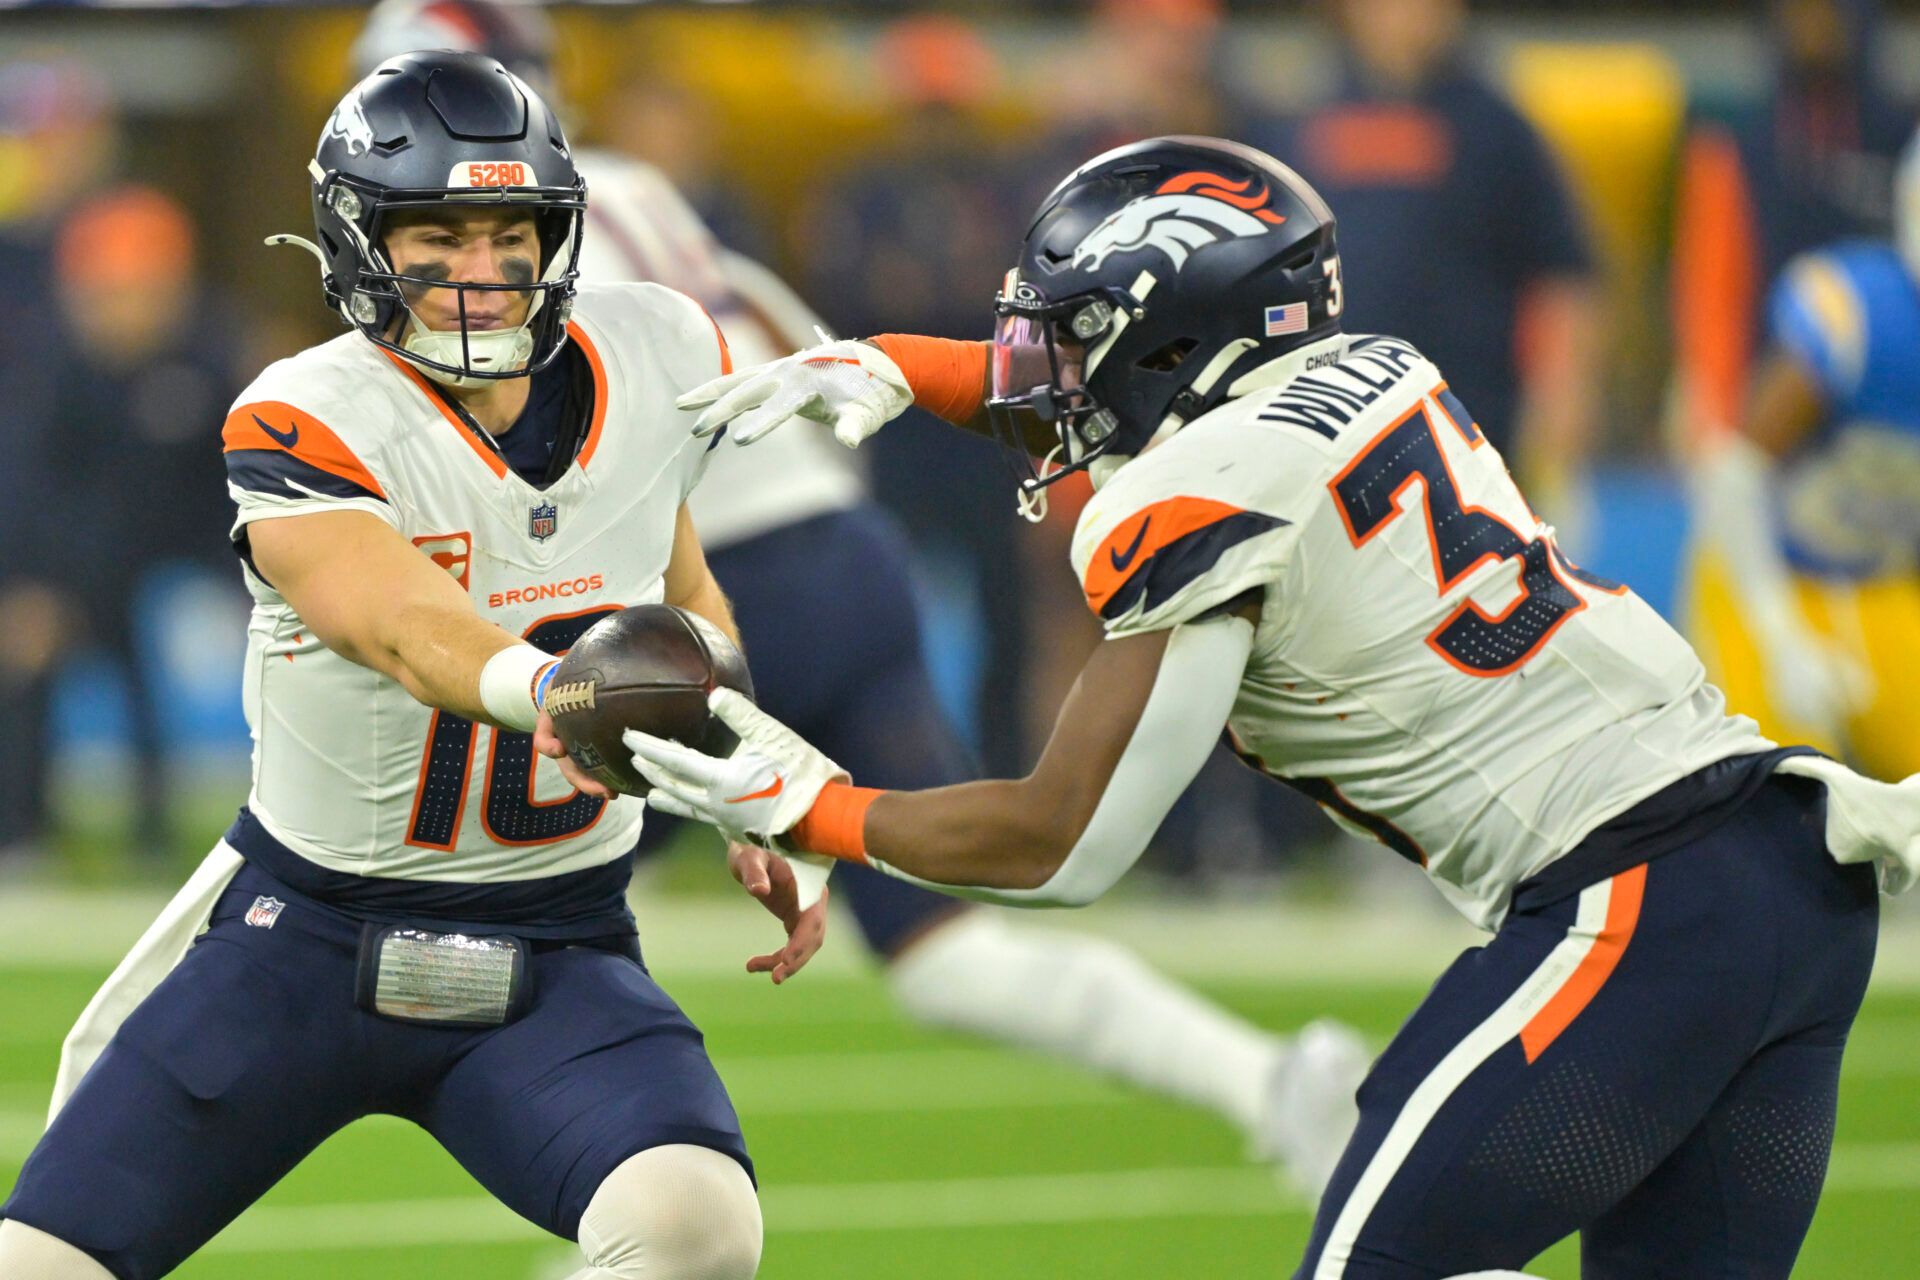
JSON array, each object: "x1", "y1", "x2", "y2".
[
  {"x1": 986, "y1": 277, "x2": 1142, "y2": 512},
  {"x1": 316, "y1": 171, "x2": 584, "y2": 387}
]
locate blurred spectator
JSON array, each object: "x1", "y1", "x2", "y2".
[
  {"x1": 44, "y1": 186, "x2": 246, "y2": 858},
  {"x1": 0, "y1": 59, "x2": 117, "y2": 864},
  {"x1": 595, "y1": 73, "x2": 776, "y2": 263},
  {"x1": 797, "y1": 17, "x2": 1036, "y2": 774},
  {"x1": 1025, "y1": 0, "x2": 1230, "y2": 208},
  {"x1": 1246, "y1": 0, "x2": 1600, "y2": 535},
  {"x1": 0, "y1": 59, "x2": 115, "y2": 230},
  {"x1": 1670, "y1": 0, "x2": 1909, "y2": 444},
  {"x1": 1673, "y1": 0, "x2": 1915, "y2": 781}
]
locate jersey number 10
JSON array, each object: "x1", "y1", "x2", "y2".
[{"x1": 406, "y1": 606, "x2": 621, "y2": 850}]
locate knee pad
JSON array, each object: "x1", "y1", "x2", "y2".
[
  {"x1": 575, "y1": 1144, "x2": 762, "y2": 1279},
  {"x1": 0, "y1": 1221, "x2": 118, "y2": 1280}
]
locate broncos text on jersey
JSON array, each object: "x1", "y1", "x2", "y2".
[
  {"x1": 221, "y1": 282, "x2": 726, "y2": 884},
  {"x1": 1070, "y1": 335, "x2": 1772, "y2": 928}
]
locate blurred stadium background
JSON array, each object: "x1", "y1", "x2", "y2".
[{"x1": 4, "y1": 0, "x2": 1920, "y2": 1275}]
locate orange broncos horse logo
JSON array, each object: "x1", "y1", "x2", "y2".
[{"x1": 1069, "y1": 172, "x2": 1287, "y2": 275}]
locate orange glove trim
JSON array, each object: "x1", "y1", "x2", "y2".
[
  {"x1": 790, "y1": 783, "x2": 884, "y2": 864},
  {"x1": 869, "y1": 334, "x2": 989, "y2": 426}
]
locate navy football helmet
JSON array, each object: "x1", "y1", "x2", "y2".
[
  {"x1": 989, "y1": 136, "x2": 1342, "y2": 495},
  {"x1": 271, "y1": 50, "x2": 584, "y2": 384}
]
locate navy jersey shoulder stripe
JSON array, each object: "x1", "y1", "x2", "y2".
[
  {"x1": 226, "y1": 448, "x2": 388, "y2": 505},
  {"x1": 1097, "y1": 510, "x2": 1288, "y2": 621}
]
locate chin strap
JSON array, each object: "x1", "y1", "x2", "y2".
[
  {"x1": 1016, "y1": 446, "x2": 1067, "y2": 523},
  {"x1": 400, "y1": 308, "x2": 537, "y2": 388}
]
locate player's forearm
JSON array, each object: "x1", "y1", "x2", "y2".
[
  {"x1": 862, "y1": 779, "x2": 1084, "y2": 891},
  {"x1": 668, "y1": 571, "x2": 739, "y2": 651},
  {"x1": 868, "y1": 334, "x2": 1055, "y2": 453},
  {"x1": 367, "y1": 603, "x2": 535, "y2": 725},
  {"x1": 663, "y1": 505, "x2": 740, "y2": 649},
  {"x1": 867, "y1": 335, "x2": 989, "y2": 430},
  {"x1": 782, "y1": 620, "x2": 1252, "y2": 908}
]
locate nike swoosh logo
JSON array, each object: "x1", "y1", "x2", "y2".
[
  {"x1": 1108, "y1": 519, "x2": 1151, "y2": 573},
  {"x1": 253, "y1": 413, "x2": 299, "y2": 449},
  {"x1": 725, "y1": 775, "x2": 784, "y2": 805}
]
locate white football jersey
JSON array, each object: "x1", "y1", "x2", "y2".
[
  {"x1": 1071, "y1": 336, "x2": 1772, "y2": 929},
  {"x1": 573, "y1": 148, "x2": 862, "y2": 548},
  {"x1": 222, "y1": 282, "x2": 724, "y2": 884}
]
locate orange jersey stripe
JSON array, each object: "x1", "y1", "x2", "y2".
[
  {"x1": 221, "y1": 400, "x2": 387, "y2": 500},
  {"x1": 568, "y1": 320, "x2": 612, "y2": 469},
  {"x1": 1081, "y1": 495, "x2": 1249, "y2": 616},
  {"x1": 697, "y1": 303, "x2": 733, "y2": 377},
  {"x1": 1519, "y1": 863, "x2": 1647, "y2": 1063},
  {"x1": 380, "y1": 350, "x2": 511, "y2": 479}
]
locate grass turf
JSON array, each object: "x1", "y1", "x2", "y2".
[{"x1": 3, "y1": 946, "x2": 1919, "y2": 1276}]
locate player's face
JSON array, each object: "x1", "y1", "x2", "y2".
[
  {"x1": 382, "y1": 208, "x2": 541, "y2": 334},
  {"x1": 992, "y1": 312, "x2": 1086, "y2": 408}
]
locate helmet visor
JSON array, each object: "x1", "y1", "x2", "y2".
[{"x1": 990, "y1": 309, "x2": 1084, "y2": 415}]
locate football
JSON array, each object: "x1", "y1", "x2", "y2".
[{"x1": 543, "y1": 604, "x2": 754, "y2": 795}]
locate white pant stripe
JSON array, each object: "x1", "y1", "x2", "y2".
[{"x1": 1313, "y1": 876, "x2": 1617, "y2": 1279}]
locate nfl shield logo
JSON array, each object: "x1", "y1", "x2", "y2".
[
  {"x1": 244, "y1": 895, "x2": 286, "y2": 929},
  {"x1": 529, "y1": 501, "x2": 558, "y2": 542}
]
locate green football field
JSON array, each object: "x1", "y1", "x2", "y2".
[{"x1": 3, "y1": 881, "x2": 1919, "y2": 1278}]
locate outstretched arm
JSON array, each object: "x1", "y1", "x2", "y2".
[
  {"x1": 629, "y1": 603, "x2": 1257, "y2": 908},
  {"x1": 677, "y1": 334, "x2": 1057, "y2": 456},
  {"x1": 661, "y1": 503, "x2": 739, "y2": 647},
  {"x1": 248, "y1": 508, "x2": 554, "y2": 730}
]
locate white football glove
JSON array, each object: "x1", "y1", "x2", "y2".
[
  {"x1": 625, "y1": 689, "x2": 847, "y2": 848},
  {"x1": 675, "y1": 340, "x2": 912, "y2": 449}
]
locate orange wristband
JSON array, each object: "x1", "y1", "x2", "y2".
[
  {"x1": 789, "y1": 783, "x2": 884, "y2": 863},
  {"x1": 869, "y1": 334, "x2": 989, "y2": 426}
]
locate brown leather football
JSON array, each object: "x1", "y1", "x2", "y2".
[{"x1": 544, "y1": 604, "x2": 754, "y2": 796}]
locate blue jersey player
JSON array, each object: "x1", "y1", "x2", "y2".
[{"x1": 1691, "y1": 124, "x2": 1920, "y2": 783}]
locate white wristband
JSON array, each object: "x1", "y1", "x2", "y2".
[{"x1": 479, "y1": 644, "x2": 557, "y2": 733}]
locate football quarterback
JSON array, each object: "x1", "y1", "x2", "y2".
[
  {"x1": 0, "y1": 54, "x2": 764, "y2": 1280},
  {"x1": 633, "y1": 137, "x2": 1919, "y2": 1278}
]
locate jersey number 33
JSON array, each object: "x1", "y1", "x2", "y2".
[{"x1": 1330, "y1": 389, "x2": 1619, "y2": 677}]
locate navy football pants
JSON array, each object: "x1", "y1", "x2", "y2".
[
  {"x1": 1297, "y1": 774, "x2": 1877, "y2": 1278},
  {"x1": 2, "y1": 864, "x2": 749, "y2": 1280},
  {"x1": 689, "y1": 506, "x2": 976, "y2": 956}
]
